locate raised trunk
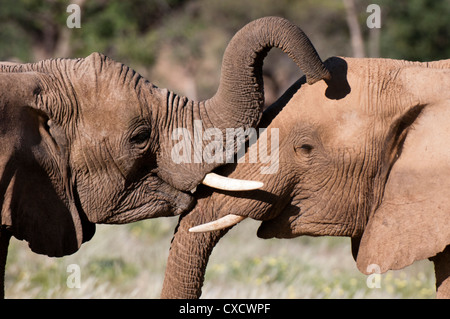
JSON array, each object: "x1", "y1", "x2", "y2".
[
  {"x1": 161, "y1": 195, "x2": 230, "y2": 298},
  {"x1": 157, "y1": 17, "x2": 330, "y2": 191},
  {"x1": 206, "y1": 16, "x2": 330, "y2": 130}
]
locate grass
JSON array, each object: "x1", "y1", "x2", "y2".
[{"x1": 4, "y1": 218, "x2": 436, "y2": 298}]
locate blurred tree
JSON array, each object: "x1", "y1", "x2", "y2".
[
  {"x1": 379, "y1": 0, "x2": 450, "y2": 61},
  {"x1": 0, "y1": 0, "x2": 447, "y2": 100},
  {"x1": 151, "y1": 0, "x2": 351, "y2": 100},
  {"x1": 343, "y1": 0, "x2": 365, "y2": 57},
  {"x1": 0, "y1": 0, "x2": 351, "y2": 99},
  {"x1": 0, "y1": 0, "x2": 188, "y2": 64},
  {"x1": 0, "y1": 0, "x2": 67, "y2": 61},
  {"x1": 73, "y1": 0, "x2": 189, "y2": 66}
]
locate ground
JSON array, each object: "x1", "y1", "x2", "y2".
[{"x1": 5, "y1": 218, "x2": 435, "y2": 298}]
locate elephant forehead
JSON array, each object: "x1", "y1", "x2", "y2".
[
  {"x1": 82, "y1": 108, "x2": 132, "y2": 137},
  {"x1": 281, "y1": 87, "x2": 370, "y2": 149},
  {"x1": 80, "y1": 95, "x2": 141, "y2": 137},
  {"x1": 328, "y1": 110, "x2": 370, "y2": 147}
]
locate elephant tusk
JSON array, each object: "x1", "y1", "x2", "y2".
[
  {"x1": 202, "y1": 173, "x2": 263, "y2": 191},
  {"x1": 189, "y1": 214, "x2": 246, "y2": 233}
]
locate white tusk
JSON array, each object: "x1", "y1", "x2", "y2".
[
  {"x1": 189, "y1": 214, "x2": 246, "y2": 233},
  {"x1": 202, "y1": 173, "x2": 263, "y2": 191}
]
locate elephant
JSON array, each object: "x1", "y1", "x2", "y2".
[
  {"x1": 0, "y1": 17, "x2": 331, "y2": 298},
  {"x1": 161, "y1": 55, "x2": 450, "y2": 298}
]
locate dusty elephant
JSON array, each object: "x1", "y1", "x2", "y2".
[
  {"x1": 0, "y1": 17, "x2": 331, "y2": 298},
  {"x1": 162, "y1": 55, "x2": 450, "y2": 298}
]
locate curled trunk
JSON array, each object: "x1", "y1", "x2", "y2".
[
  {"x1": 207, "y1": 16, "x2": 330, "y2": 129},
  {"x1": 157, "y1": 16, "x2": 330, "y2": 191}
]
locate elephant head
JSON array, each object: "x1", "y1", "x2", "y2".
[
  {"x1": 162, "y1": 57, "x2": 450, "y2": 298},
  {"x1": 0, "y1": 17, "x2": 330, "y2": 259}
]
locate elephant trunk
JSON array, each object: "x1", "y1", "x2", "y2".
[
  {"x1": 161, "y1": 197, "x2": 230, "y2": 299},
  {"x1": 157, "y1": 17, "x2": 330, "y2": 191},
  {"x1": 207, "y1": 16, "x2": 330, "y2": 130}
]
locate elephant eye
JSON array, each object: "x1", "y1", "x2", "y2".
[
  {"x1": 295, "y1": 144, "x2": 313, "y2": 155},
  {"x1": 130, "y1": 128, "x2": 151, "y2": 148}
]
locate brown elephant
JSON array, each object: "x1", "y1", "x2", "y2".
[
  {"x1": 0, "y1": 17, "x2": 331, "y2": 298},
  {"x1": 161, "y1": 56, "x2": 450, "y2": 298}
]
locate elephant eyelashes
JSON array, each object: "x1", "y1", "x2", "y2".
[
  {"x1": 295, "y1": 144, "x2": 314, "y2": 155},
  {"x1": 129, "y1": 129, "x2": 151, "y2": 149}
]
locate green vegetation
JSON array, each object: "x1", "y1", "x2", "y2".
[
  {"x1": 1, "y1": 0, "x2": 448, "y2": 100},
  {"x1": 379, "y1": 0, "x2": 450, "y2": 61},
  {"x1": 5, "y1": 219, "x2": 436, "y2": 298}
]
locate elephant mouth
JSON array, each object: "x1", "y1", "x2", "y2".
[
  {"x1": 256, "y1": 204, "x2": 302, "y2": 239},
  {"x1": 101, "y1": 185, "x2": 195, "y2": 224},
  {"x1": 188, "y1": 194, "x2": 297, "y2": 234},
  {"x1": 105, "y1": 193, "x2": 195, "y2": 223},
  {"x1": 102, "y1": 172, "x2": 264, "y2": 224}
]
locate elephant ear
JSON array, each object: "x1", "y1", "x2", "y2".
[
  {"x1": 0, "y1": 71, "x2": 95, "y2": 257},
  {"x1": 356, "y1": 100, "x2": 450, "y2": 274}
]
